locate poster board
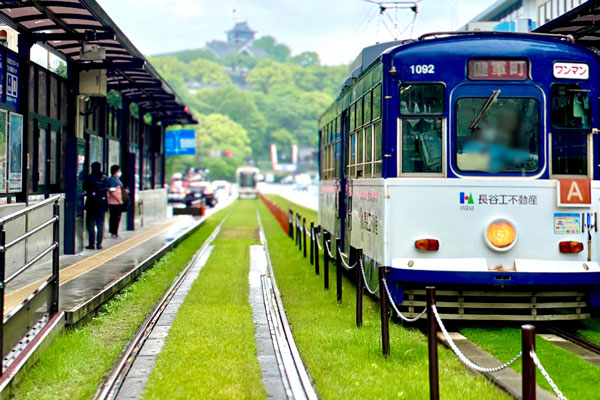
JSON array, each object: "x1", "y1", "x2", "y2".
[{"x1": 8, "y1": 112, "x2": 22, "y2": 193}]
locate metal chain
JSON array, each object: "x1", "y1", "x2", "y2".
[
  {"x1": 338, "y1": 248, "x2": 357, "y2": 270},
  {"x1": 324, "y1": 239, "x2": 335, "y2": 259},
  {"x1": 530, "y1": 350, "x2": 567, "y2": 400},
  {"x1": 432, "y1": 305, "x2": 522, "y2": 373},
  {"x1": 381, "y1": 278, "x2": 426, "y2": 322},
  {"x1": 359, "y1": 258, "x2": 379, "y2": 295}
]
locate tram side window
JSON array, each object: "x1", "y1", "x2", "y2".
[
  {"x1": 373, "y1": 84, "x2": 382, "y2": 119},
  {"x1": 364, "y1": 91, "x2": 372, "y2": 124},
  {"x1": 374, "y1": 122, "x2": 382, "y2": 177},
  {"x1": 552, "y1": 133, "x2": 587, "y2": 176},
  {"x1": 350, "y1": 103, "x2": 356, "y2": 132},
  {"x1": 551, "y1": 84, "x2": 590, "y2": 131},
  {"x1": 402, "y1": 119, "x2": 443, "y2": 173},
  {"x1": 399, "y1": 84, "x2": 444, "y2": 115},
  {"x1": 357, "y1": 97, "x2": 363, "y2": 128}
]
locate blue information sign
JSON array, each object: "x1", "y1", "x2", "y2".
[
  {"x1": 6, "y1": 52, "x2": 18, "y2": 109},
  {"x1": 165, "y1": 129, "x2": 196, "y2": 156}
]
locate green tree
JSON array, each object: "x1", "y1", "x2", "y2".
[
  {"x1": 253, "y1": 36, "x2": 291, "y2": 62},
  {"x1": 246, "y1": 59, "x2": 294, "y2": 94},
  {"x1": 291, "y1": 51, "x2": 320, "y2": 67},
  {"x1": 196, "y1": 113, "x2": 251, "y2": 172}
]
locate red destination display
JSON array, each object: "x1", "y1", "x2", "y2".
[{"x1": 468, "y1": 59, "x2": 529, "y2": 80}]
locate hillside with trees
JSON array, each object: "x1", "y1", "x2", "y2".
[{"x1": 151, "y1": 34, "x2": 348, "y2": 180}]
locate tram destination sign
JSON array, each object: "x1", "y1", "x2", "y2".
[{"x1": 468, "y1": 59, "x2": 528, "y2": 81}]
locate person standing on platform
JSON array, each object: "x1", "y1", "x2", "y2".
[
  {"x1": 108, "y1": 164, "x2": 127, "y2": 239},
  {"x1": 84, "y1": 162, "x2": 109, "y2": 250}
]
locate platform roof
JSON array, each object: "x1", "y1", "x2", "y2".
[
  {"x1": 535, "y1": 0, "x2": 600, "y2": 47},
  {"x1": 0, "y1": 0, "x2": 196, "y2": 126}
]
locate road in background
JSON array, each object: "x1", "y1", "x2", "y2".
[{"x1": 260, "y1": 183, "x2": 318, "y2": 211}]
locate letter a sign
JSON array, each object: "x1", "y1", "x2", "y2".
[{"x1": 558, "y1": 178, "x2": 591, "y2": 207}]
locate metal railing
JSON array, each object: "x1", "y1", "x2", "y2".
[{"x1": 0, "y1": 195, "x2": 61, "y2": 373}]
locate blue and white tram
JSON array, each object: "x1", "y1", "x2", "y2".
[{"x1": 318, "y1": 32, "x2": 600, "y2": 320}]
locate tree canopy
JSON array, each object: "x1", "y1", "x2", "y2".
[{"x1": 152, "y1": 35, "x2": 349, "y2": 180}]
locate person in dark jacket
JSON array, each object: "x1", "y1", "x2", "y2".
[{"x1": 84, "y1": 162, "x2": 109, "y2": 250}]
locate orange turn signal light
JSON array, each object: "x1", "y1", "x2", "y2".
[
  {"x1": 415, "y1": 239, "x2": 439, "y2": 251},
  {"x1": 559, "y1": 241, "x2": 584, "y2": 254}
]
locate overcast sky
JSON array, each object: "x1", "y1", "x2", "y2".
[{"x1": 97, "y1": 0, "x2": 497, "y2": 65}]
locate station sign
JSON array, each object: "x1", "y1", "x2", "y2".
[
  {"x1": 165, "y1": 129, "x2": 195, "y2": 156},
  {"x1": 468, "y1": 59, "x2": 528, "y2": 80},
  {"x1": 553, "y1": 62, "x2": 589, "y2": 80}
]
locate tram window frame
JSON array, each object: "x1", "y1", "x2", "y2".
[
  {"x1": 550, "y1": 132, "x2": 590, "y2": 177},
  {"x1": 364, "y1": 91, "x2": 372, "y2": 124},
  {"x1": 350, "y1": 103, "x2": 356, "y2": 132},
  {"x1": 399, "y1": 83, "x2": 444, "y2": 116},
  {"x1": 374, "y1": 121, "x2": 383, "y2": 177},
  {"x1": 357, "y1": 97, "x2": 363, "y2": 128},
  {"x1": 550, "y1": 84, "x2": 591, "y2": 132},
  {"x1": 373, "y1": 84, "x2": 382, "y2": 120},
  {"x1": 400, "y1": 118, "x2": 445, "y2": 175}
]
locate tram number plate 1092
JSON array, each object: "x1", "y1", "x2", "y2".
[
  {"x1": 409, "y1": 64, "x2": 435, "y2": 74},
  {"x1": 553, "y1": 62, "x2": 589, "y2": 80}
]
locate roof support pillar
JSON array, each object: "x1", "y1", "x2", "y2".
[{"x1": 15, "y1": 35, "x2": 32, "y2": 204}]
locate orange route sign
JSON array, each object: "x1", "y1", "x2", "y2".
[{"x1": 557, "y1": 178, "x2": 591, "y2": 206}]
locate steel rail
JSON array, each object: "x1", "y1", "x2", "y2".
[
  {"x1": 93, "y1": 212, "x2": 230, "y2": 400},
  {"x1": 257, "y1": 207, "x2": 318, "y2": 400},
  {"x1": 547, "y1": 327, "x2": 600, "y2": 356}
]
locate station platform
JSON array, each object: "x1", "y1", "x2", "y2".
[{"x1": 4, "y1": 202, "x2": 229, "y2": 325}]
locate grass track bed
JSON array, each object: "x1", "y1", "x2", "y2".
[
  {"x1": 259, "y1": 196, "x2": 509, "y2": 400},
  {"x1": 578, "y1": 317, "x2": 600, "y2": 345},
  {"x1": 461, "y1": 327, "x2": 600, "y2": 400},
  {"x1": 142, "y1": 200, "x2": 265, "y2": 400},
  {"x1": 9, "y1": 207, "x2": 231, "y2": 400}
]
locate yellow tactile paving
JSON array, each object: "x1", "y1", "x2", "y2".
[{"x1": 4, "y1": 218, "x2": 181, "y2": 313}]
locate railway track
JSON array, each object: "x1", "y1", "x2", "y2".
[
  {"x1": 545, "y1": 326, "x2": 600, "y2": 361},
  {"x1": 93, "y1": 213, "x2": 229, "y2": 400},
  {"x1": 256, "y1": 206, "x2": 318, "y2": 400}
]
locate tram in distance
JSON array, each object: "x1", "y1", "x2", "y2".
[
  {"x1": 318, "y1": 31, "x2": 600, "y2": 321},
  {"x1": 237, "y1": 166, "x2": 260, "y2": 199}
]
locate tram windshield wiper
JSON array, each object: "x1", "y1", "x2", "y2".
[{"x1": 469, "y1": 89, "x2": 501, "y2": 130}]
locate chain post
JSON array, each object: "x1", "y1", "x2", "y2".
[
  {"x1": 323, "y1": 232, "x2": 330, "y2": 289},
  {"x1": 356, "y1": 249, "x2": 363, "y2": 327},
  {"x1": 298, "y1": 214, "x2": 302, "y2": 251},
  {"x1": 378, "y1": 266, "x2": 390, "y2": 356},
  {"x1": 295, "y1": 213, "x2": 299, "y2": 245},
  {"x1": 426, "y1": 287, "x2": 439, "y2": 400},
  {"x1": 309, "y1": 222, "x2": 314, "y2": 265},
  {"x1": 51, "y1": 201, "x2": 60, "y2": 313},
  {"x1": 288, "y1": 209, "x2": 293, "y2": 239},
  {"x1": 302, "y1": 218, "x2": 307, "y2": 258},
  {"x1": 314, "y1": 226, "x2": 320, "y2": 275},
  {"x1": 335, "y1": 237, "x2": 342, "y2": 303},
  {"x1": 522, "y1": 324, "x2": 536, "y2": 400},
  {"x1": 0, "y1": 226, "x2": 5, "y2": 372}
]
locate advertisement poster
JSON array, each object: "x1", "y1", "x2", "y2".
[
  {"x1": 0, "y1": 110, "x2": 6, "y2": 193},
  {"x1": 109, "y1": 139, "x2": 120, "y2": 169},
  {"x1": 8, "y1": 112, "x2": 22, "y2": 193},
  {"x1": 38, "y1": 128, "x2": 47, "y2": 185}
]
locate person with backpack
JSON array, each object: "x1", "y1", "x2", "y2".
[{"x1": 84, "y1": 162, "x2": 109, "y2": 250}]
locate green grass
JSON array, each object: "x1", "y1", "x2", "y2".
[
  {"x1": 142, "y1": 200, "x2": 265, "y2": 400},
  {"x1": 266, "y1": 194, "x2": 317, "y2": 221},
  {"x1": 9, "y1": 206, "x2": 232, "y2": 400},
  {"x1": 578, "y1": 317, "x2": 600, "y2": 345},
  {"x1": 258, "y1": 197, "x2": 509, "y2": 400},
  {"x1": 461, "y1": 327, "x2": 600, "y2": 399}
]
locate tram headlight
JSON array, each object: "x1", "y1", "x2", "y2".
[{"x1": 485, "y1": 219, "x2": 517, "y2": 251}]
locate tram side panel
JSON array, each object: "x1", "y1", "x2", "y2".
[
  {"x1": 383, "y1": 178, "x2": 600, "y2": 290},
  {"x1": 348, "y1": 179, "x2": 386, "y2": 265}
]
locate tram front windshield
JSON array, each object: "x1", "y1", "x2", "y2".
[
  {"x1": 456, "y1": 96, "x2": 539, "y2": 173},
  {"x1": 240, "y1": 172, "x2": 256, "y2": 188}
]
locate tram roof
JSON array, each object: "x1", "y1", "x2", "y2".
[
  {"x1": 0, "y1": 0, "x2": 196, "y2": 126},
  {"x1": 535, "y1": 0, "x2": 600, "y2": 48}
]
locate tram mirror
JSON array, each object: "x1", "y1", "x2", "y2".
[{"x1": 551, "y1": 84, "x2": 590, "y2": 131}]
